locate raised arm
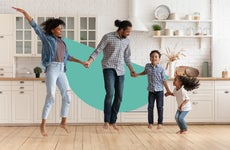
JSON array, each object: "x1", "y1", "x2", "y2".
[
  {"x1": 12, "y1": 7, "x2": 47, "y2": 42},
  {"x1": 12, "y1": 7, "x2": 32, "y2": 22}
]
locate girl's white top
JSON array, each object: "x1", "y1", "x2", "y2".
[{"x1": 173, "y1": 86, "x2": 192, "y2": 111}]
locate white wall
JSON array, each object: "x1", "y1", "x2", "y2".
[
  {"x1": 212, "y1": 0, "x2": 230, "y2": 77},
  {"x1": 1, "y1": 0, "x2": 215, "y2": 76}
]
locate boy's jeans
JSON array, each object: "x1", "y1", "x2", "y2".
[
  {"x1": 148, "y1": 91, "x2": 164, "y2": 124},
  {"x1": 42, "y1": 62, "x2": 71, "y2": 119}
]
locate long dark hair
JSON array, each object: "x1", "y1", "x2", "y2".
[
  {"x1": 114, "y1": 19, "x2": 132, "y2": 31},
  {"x1": 40, "y1": 18, "x2": 65, "y2": 35},
  {"x1": 177, "y1": 75, "x2": 200, "y2": 91}
]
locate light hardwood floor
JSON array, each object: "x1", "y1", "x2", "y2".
[{"x1": 0, "y1": 125, "x2": 230, "y2": 150}]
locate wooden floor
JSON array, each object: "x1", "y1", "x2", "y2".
[{"x1": 0, "y1": 125, "x2": 230, "y2": 150}]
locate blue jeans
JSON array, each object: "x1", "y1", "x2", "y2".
[
  {"x1": 148, "y1": 91, "x2": 164, "y2": 124},
  {"x1": 103, "y1": 69, "x2": 124, "y2": 124},
  {"x1": 42, "y1": 62, "x2": 71, "y2": 119},
  {"x1": 175, "y1": 110, "x2": 189, "y2": 131}
]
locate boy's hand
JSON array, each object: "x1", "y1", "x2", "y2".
[{"x1": 165, "y1": 91, "x2": 172, "y2": 97}]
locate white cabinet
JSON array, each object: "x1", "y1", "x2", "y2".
[
  {"x1": 215, "y1": 81, "x2": 230, "y2": 122},
  {"x1": 12, "y1": 81, "x2": 34, "y2": 123},
  {"x1": 77, "y1": 98, "x2": 101, "y2": 123},
  {"x1": 0, "y1": 81, "x2": 11, "y2": 123},
  {"x1": 0, "y1": 14, "x2": 13, "y2": 35},
  {"x1": 0, "y1": 33, "x2": 13, "y2": 77},
  {"x1": 79, "y1": 16, "x2": 97, "y2": 48},
  {"x1": 186, "y1": 81, "x2": 214, "y2": 122}
]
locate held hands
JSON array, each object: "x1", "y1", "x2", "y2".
[
  {"x1": 130, "y1": 70, "x2": 136, "y2": 77},
  {"x1": 83, "y1": 61, "x2": 91, "y2": 68},
  {"x1": 165, "y1": 91, "x2": 173, "y2": 97}
]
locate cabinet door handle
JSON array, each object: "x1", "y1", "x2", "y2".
[
  {"x1": 20, "y1": 91, "x2": 24, "y2": 94},
  {"x1": 0, "y1": 68, "x2": 4, "y2": 71},
  {"x1": 0, "y1": 73, "x2": 4, "y2": 76},
  {"x1": 20, "y1": 81, "x2": 25, "y2": 84},
  {"x1": 19, "y1": 87, "x2": 24, "y2": 89},
  {"x1": 0, "y1": 91, "x2": 2, "y2": 94},
  {"x1": 192, "y1": 102, "x2": 198, "y2": 105},
  {"x1": 224, "y1": 91, "x2": 229, "y2": 94},
  {"x1": 41, "y1": 81, "x2": 45, "y2": 83},
  {"x1": 0, "y1": 36, "x2": 4, "y2": 38}
]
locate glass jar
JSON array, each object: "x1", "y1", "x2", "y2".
[{"x1": 193, "y1": 12, "x2": 200, "y2": 20}]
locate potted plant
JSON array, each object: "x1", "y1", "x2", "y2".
[
  {"x1": 33, "y1": 66, "x2": 42, "y2": 78},
  {"x1": 152, "y1": 24, "x2": 162, "y2": 36}
]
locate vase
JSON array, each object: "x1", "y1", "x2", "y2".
[{"x1": 169, "y1": 62, "x2": 176, "y2": 78}]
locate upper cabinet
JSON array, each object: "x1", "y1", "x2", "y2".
[
  {"x1": 14, "y1": 15, "x2": 97, "y2": 57},
  {"x1": 79, "y1": 16, "x2": 97, "y2": 48},
  {"x1": 15, "y1": 16, "x2": 33, "y2": 56},
  {"x1": 0, "y1": 14, "x2": 13, "y2": 35}
]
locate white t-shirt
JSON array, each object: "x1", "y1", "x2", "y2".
[{"x1": 173, "y1": 86, "x2": 192, "y2": 111}]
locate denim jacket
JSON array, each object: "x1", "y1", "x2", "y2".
[{"x1": 29, "y1": 19, "x2": 72, "y2": 72}]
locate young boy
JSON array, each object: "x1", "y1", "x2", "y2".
[{"x1": 135, "y1": 50, "x2": 171, "y2": 129}]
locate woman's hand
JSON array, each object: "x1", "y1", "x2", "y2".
[{"x1": 12, "y1": 7, "x2": 32, "y2": 22}]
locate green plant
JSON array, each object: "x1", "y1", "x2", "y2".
[
  {"x1": 33, "y1": 66, "x2": 42, "y2": 74},
  {"x1": 152, "y1": 24, "x2": 162, "y2": 31}
]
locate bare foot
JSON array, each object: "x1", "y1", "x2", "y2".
[
  {"x1": 157, "y1": 124, "x2": 163, "y2": 129},
  {"x1": 110, "y1": 123, "x2": 119, "y2": 131},
  {"x1": 181, "y1": 130, "x2": 187, "y2": 134},
  {"x1": 176, "y1": 130, "x2": 182, "y2": 134},
  {"x1": 103, "y1": 122, "x2": 109, "y2": 129},
  {"x1": 40, "y1": 124, "x2": 48, "y2": 137},
  {"x1": 60, "y1": 124, "x2": 70, "y2": 133},
  {"x1": 148, "y1": 124, "x2": 153, "y2": 129}
]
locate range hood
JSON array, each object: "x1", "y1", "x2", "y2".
[{"x1": 128, "y1": 0, "x2": 148, "y2": 31}]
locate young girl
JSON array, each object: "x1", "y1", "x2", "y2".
[
  {"x1": 135, "y1": 50, "x2": 171, "y2": 129},
  {"x1": 166, "y1": 75, "x2": 200, "y2": 134}
]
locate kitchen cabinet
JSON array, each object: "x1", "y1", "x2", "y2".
[
  {"x1": 215, "y1": 81, "x2": 230, "y2": 122},
  {"x1": 77, "y1": 98, "x2": 101, "y2": 123},
  {"x1": 79, "y1": 16, "x2": 97, "y2": 48},
  {"x1": 0, "y1": 14, "x2": 13, "y2": 35},
  {"x1": 0, "y1": 35, "x2": 13, "y2": 77},
  {"x1": 186, "y1": 81, "x2": 214, "y2": 122},
  {"x1": 0, "y1": 81, "x2": 12, "y2": 123},
  {"x1": 11, "y1": 81, "x2": 34, "y2": 123},
  {"x1": 15, "y1": 16, "x2": 34, "y2": 56}
]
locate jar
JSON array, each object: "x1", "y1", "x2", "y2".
[{"x1": 193, "y1": 12, "x2": 200, "y2": 20}]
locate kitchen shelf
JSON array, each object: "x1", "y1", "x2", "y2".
[
  {"x1": 152, "y1": 19, "x2": 213, "y2": 23},
  {"x1": 152, "y1": 35, "x2": 212, "y2": 38}
]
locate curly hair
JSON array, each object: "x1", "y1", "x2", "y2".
[
  {"x1": 177, "y1": 75, "x2": 200, "y2": 91},
  {"x1": 40, "y1": 18, "x2": 65, "y2": 35}
]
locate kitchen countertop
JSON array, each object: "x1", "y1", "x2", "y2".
[
  {"x1": 1, "y1": 77, "x2": 230, "y2": 81},
  {"x1": 0, "y1": 77, "x2": 45, "y2": 81}
]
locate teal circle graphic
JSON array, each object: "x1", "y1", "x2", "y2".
[{"x1": 65, "y1": 38, "x2": 148, "y2": 112}]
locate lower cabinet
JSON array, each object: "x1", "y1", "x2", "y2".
[
  {"x1": 186, "y1": 81, "x2": 215, "y2": 122},
  {"x1": 12, "y1": 81, "x2": 34, "y2": 123},
  {"x1": 0, "y1": 81, "x2": 12, "y2": 123},
  {"x1": 1, "y1": 80, "x2": 230, "y2": 124},
  {"x1": 215, "y1": 81, "x2": 230, "y2": 122}
]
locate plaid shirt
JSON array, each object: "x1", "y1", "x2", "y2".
[
  {"x1": 144, "y1": 63, "x2": 166, "y2": 92},
  {"x1": 90, "y1": 32, "x2": 132, "y2": 76}
]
